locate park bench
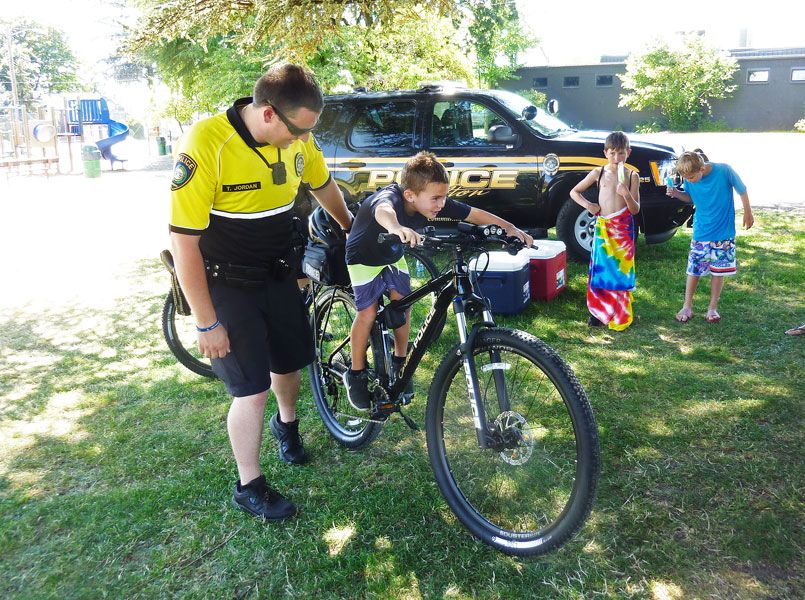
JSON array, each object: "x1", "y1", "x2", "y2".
[{"x1": 0, "y1": 156, "x2": 60, "y2": 176}]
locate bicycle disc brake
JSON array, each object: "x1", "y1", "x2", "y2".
[{"x1": 493, "y1": 411, "x2": 534, "y2": 465}]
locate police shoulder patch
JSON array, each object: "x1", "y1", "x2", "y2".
[
  {"x1": 171, "y1": 153, "x2": 198, "y2": 191},
  {"x1": 294, "y1": 152, "x2": 304, "y2": 177}
]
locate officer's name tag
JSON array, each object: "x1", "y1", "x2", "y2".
[{"x1": 222, "y1": 182, "x2": 261, "y2": 192}]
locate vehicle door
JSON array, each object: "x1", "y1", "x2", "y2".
[
  {"x1": 426, "y1": 96, "x2": 539, "y2": 225},
  {"x1": 336, "y1": 98, "x2": 423, "y2": 206}
]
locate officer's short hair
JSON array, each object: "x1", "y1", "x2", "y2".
[
  {"x1": 253, "y1": 64, "x2": 324, "y2": 115},
  {"x1": 676, "y1": 151, "x2": 705, "y2": 178},
  {"x1": 604, "y1": 131, "x2": 630, "y2": 151},
  {"x1": 401, "y1": 152, "x2": 449, "y2": 193}
]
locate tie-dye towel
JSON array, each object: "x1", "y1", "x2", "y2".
[{"x1": 587, "y1": 207, "x2": 636, "y2": 331}]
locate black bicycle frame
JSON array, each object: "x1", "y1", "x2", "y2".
[{"x1": 382, "y1": 260, "x2": 499, "y2": 449}]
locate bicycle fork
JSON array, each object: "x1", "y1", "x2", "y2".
[{"x1": 454, "y1": 300, "x2": 512, "y2": 450}]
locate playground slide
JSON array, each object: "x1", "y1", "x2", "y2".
[{"x1": 95, "y1": 119, "x2": 129, "y2": 167}]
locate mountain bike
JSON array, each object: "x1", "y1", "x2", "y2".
[
  {"x1": 159, "y1": 248, "x2": 440, "y2": 379},
  {"x1": 308, "y1": 223, "x2": 600, "y2": 556}
]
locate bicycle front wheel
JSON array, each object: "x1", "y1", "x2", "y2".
[
  {"x1": 162, "y1": 292, "x2": 215, "y2": 379},
  {"x1": 425, "y1": 328, "x2": 600, "y2": 556},
  {"x1": 309, "y1": 287, "x2": 384, "y2": 449}
]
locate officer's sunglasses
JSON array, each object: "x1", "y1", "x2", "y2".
[{"x1": 270, "y1": 104, "x2": 315, "y2": 136}]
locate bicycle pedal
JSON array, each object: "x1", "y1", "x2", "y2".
[{"x1": 375, "y1": 401, "x2": 397, "y2": 414}]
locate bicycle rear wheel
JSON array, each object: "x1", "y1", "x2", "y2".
[
  {"x1": 425, "y1": 328, "x2": 600, "y2": 556},
  {"x1": 308, "y1": 287, "x2": 384, "y2": 449},
  {"x1": 162, "y1": 292, "x2": 215, "y2": 379}
]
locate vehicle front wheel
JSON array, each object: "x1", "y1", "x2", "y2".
[{"x1": 556, "y1": 200, "x2": 595, "y2": 263}]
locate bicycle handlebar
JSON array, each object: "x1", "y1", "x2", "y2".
[{"x1": 377, "y1": 224, "x2": 527, "y2": 254}]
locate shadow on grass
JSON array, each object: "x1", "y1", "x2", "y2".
[{"x1": 1, "y1": 213, "x2": 804, "y2": 598}]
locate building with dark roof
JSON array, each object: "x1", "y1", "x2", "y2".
[{"x1": 501, "y1": 47, "x2": 805, "y2": 131}]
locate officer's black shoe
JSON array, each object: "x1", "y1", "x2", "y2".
[
  {"x1": 269, "y1": 413, "x2": 309, "y2": 465},
  {"x1": 345, "y1": 369, "x2": 371, "y2": 410},
  {"x1": 392, "y1": 355, "x2": 415, "y2": 398},
  {"x1": 231, "y1": 475, "x2": 296, "y2": 521},
  {"x1": 587, "y1": 315, "x2": 604, "y2": 327}
]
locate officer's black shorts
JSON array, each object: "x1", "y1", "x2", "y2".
[{"x1": 209, "y1": 276, "x2": 313, "y2": 398}]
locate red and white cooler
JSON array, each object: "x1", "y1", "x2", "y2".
[{"x1": 519, "y1": 241, "x2": 567, "y2": 301}]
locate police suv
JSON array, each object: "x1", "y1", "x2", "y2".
[{"x1": 311, "y1": 83, "x2": 691, "y2": 261}]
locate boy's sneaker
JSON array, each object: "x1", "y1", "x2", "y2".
[
  {"x1": 269, "y1": 413, "x2": 308, "y2": 465},
  {"x1": 587, "y1": 315, "x2": 604, "y2": 327},
  {"x1": 345, "y1": 369, "x2": 371, "y2": 410},
  {"x1": 392, "y1": 355, "x2": 415, "y2": 399},
  {"x1": 232, "y1": 475, "x2": 296, "y2": 521}
]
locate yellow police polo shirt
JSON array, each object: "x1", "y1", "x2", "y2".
[{"x1": 170, "y1": 97, "x2": 331, "y2": 265}]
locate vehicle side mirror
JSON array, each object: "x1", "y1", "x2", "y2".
[
  {"x1": 547, "y1": 99, "x2": 559, "y2": 115},
  {"x1": 521, "y1": 105, "x2": 537, "y2": 120},
  {"x1": 488, "y1": 125, "x2": 519, "y2": 145}
]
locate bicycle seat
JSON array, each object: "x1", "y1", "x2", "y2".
[{"x1": 160, "y1": 249, "x2": 175, "y2": 274}]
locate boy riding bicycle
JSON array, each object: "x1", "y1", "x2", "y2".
[{"x1": 344, "y1": 151, "x2": 532, "y2": 410}]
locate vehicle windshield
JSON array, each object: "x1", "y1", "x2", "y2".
[{"x1": 489, "y1": 90, "x2": 575, "y2": 137}]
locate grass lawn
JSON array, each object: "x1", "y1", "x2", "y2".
[{"x1": 1, "y1": 210, "x2": 802, "y2": 599}]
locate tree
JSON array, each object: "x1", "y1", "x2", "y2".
[
  {"x1": 128, "y1": 0, "x2": 539, "y2": 110},
  {"x1": 619, "y1": 35, "x2": 738, "y2": 131},
  {"x1": 132, "y1": 4, "x2": 474, "y2": 106},
  {"x1": 1, "y1": 19, "x2": 82, "y2": 108},
  {"x1": 307, "y1": 9, "x2": 474, "y2": 92},
  {"x1": 142, "y1": 34, "x2": 267, "y2": 113},
  {"x1": 130, "y1": 0, "x2": 457, "y2": 59},
  {"x1": 462, "y1": 0, "x2": 535, "y2": 88}
]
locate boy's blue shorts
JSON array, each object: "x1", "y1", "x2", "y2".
[{"x1": 347, "y1": 259, "x2": 411, "y2": 311}]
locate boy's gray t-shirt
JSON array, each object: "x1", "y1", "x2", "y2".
[{"x1": 345, "y1": 183, "x2": 471, "y2": 266}]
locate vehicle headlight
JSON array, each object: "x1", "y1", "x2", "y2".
[{"x1": 543, "y1": 153, "x2": 560, "y2": 176}]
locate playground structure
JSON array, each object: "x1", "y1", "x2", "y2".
[
  {"x1": 66, "y1": 98, "x2": 130, "y2": 170},
  {"x1": 0, "y1": 106, "x2": 61, "y2": 175},
  {"x1": 0, "y1": 97, "x2": 130, "y2": 176}
]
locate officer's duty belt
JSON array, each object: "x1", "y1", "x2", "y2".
[{"x1": 204, "y1": 257, "x2": 293, "y2": 288}]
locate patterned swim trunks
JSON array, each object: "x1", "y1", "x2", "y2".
[{"x1": 686, "y1": 239, "x2": 737, "y2": 277}]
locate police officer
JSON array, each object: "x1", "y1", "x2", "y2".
[{"x1": 169, "y1": 64, "x2": 353, "y2": 521}]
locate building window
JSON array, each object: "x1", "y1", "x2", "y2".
[
  {"x1": 596, "y1": 75, "x2": 614, "y2": 87},
  {"x1": 563, "y1": 76, "x2": 579, "y2": 88},
  {"x1": 747, "y1": 68, "x2": 769, "y2": 84},
  {"x1": 792, "y1": 68, "x2": 805, "y2": 82},
  {"x1": 532, "y1": 77, "x2": 547, "y2": 88}
]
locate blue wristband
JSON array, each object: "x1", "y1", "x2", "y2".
[{"x1": 196, "y1": 320, "x2": 220, "y2": 333}]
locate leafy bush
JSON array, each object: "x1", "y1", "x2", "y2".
[
  {"x1": 620, "y1": 35, "x2": 738, "y2": 131},
  {"x1": 634, "y1": 120, "x2": 664, "y2": 133},
  {"x1": 518, "y1": 89, "x2": 547, "y2": 109},
  {"x1": 698, "y1": 118, "x2": 740, "y2": 132}
]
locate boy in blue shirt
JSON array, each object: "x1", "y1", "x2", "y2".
[
  {"x1": 667, "y1": 151, "x2": 754, "y2": 324},
  {"x1": 344, "y1": 152, "x2": 532, "y2": 409}
]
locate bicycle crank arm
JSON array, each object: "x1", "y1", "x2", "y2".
[{"x1": 397, "y1": 407, "x2": 419, "y2": 431}]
